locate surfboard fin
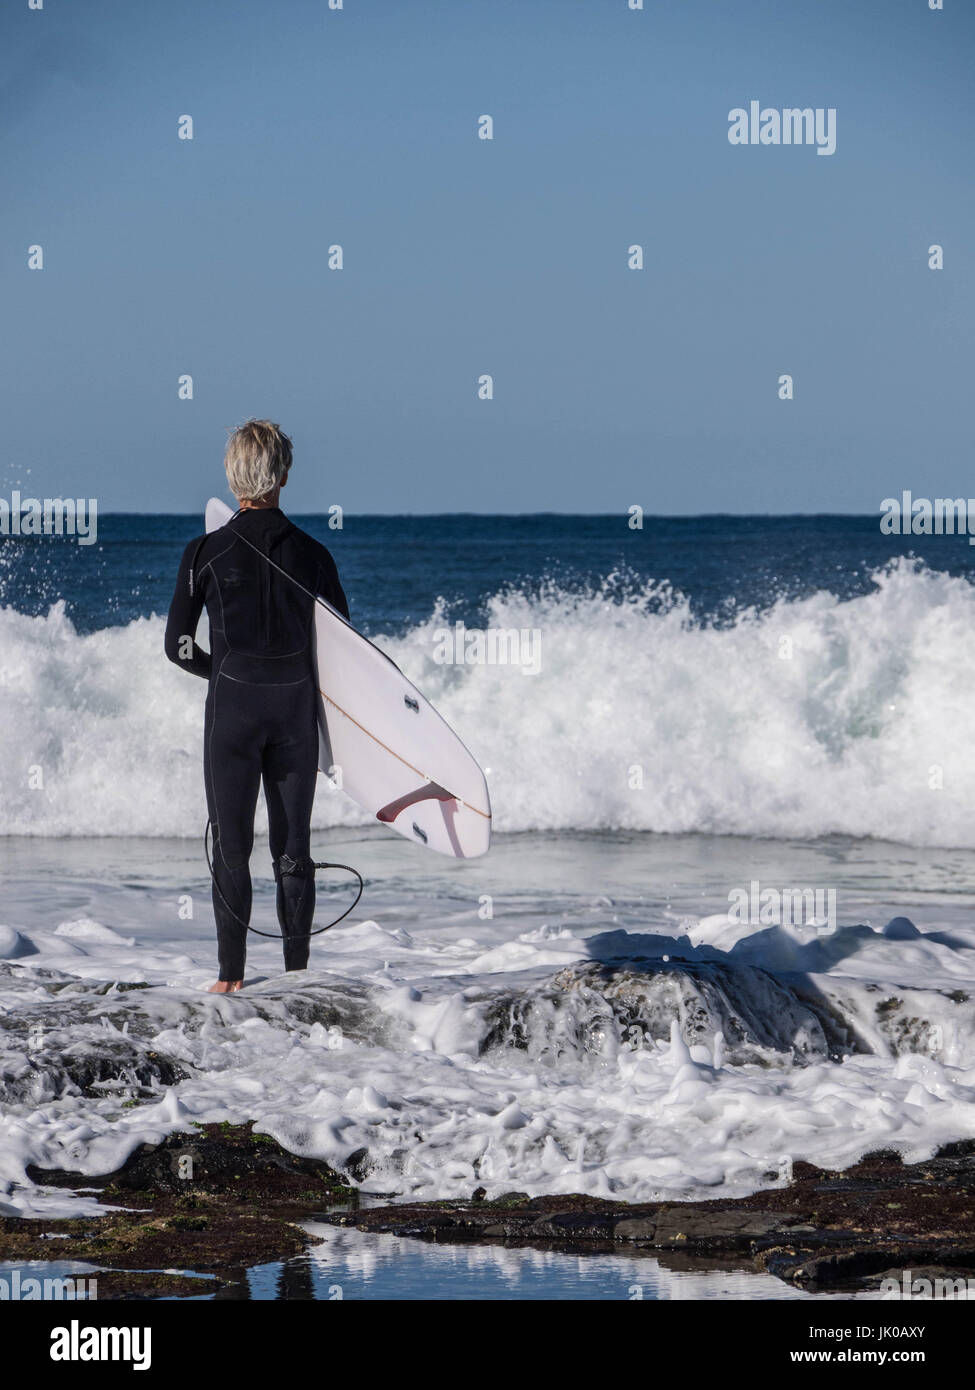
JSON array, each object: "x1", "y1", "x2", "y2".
[{"x1": 376, "y1": 782, "x2": 456, "y2": 824}]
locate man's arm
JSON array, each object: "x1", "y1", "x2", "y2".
[
  {"x1": 164, "y1": 537, "x2": 212, "y2": 679},
  {"x1": 314, "y1": 542, "x2": 350, "y2": 622}
]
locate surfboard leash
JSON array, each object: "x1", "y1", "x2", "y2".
[{"x1": 203, "y1": 819, "x2": 363, "y2": 939}]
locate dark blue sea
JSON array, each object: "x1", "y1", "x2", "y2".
[{"x1": 3, "y1": 511, "x2": 974, "y2": 636}]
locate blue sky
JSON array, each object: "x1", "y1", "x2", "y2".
[{"x1": 1, "y1": 0, "x2": 972, "y2": 514}]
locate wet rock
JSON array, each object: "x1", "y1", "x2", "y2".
[
  {"x1": 344, "y1": 1147, "x2": 370, "y2": 1182},
  {"x1": 616, "y1": 1208, "x2": 789, "y2": 1248},
  {"x1": 329, "y1": 1142, "x2": 975, "y2": 1293},
  {"x1": 0, "y1": 970, "x2": 396, "y2": 1106},
  {"x1": 79, "y1": 1269, "x2": 223, "y2": 1300},
  {"x1": 871, "y1": 991, "x2": 961, "y2": 1058},
  {"x1": 99, "y1": 1124, "x2": 352, "y2": 1198},
  {"x1": 526, "y1": 1209, "x2": 617, "y2": 1240},
  {"x1": 481, "y1": 956, "x2": 847, "y2": 1066},
  {"x1": 252, "y1": 976, "x2": 390, "y2": 1044},
  {"x1": 4, "y1": 1126, "x2": 356, "y2": 1283},
  {"x1": 0, "y1": 1033, "x2": 189, "y2": 1104},
  {"x1": 613, "y1": 1215, "x2": 657, "y2": 1241}
]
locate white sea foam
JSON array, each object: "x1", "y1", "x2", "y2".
[
  {"x1": 0, "y1": 826, "x2": 973, "y2": 1218},
  {"x1": 0, "y1": 557, "x2": 973, "y2": 846},
  {"x1": 3, "y1": 888, "x2": 975, "y2": 1217}
]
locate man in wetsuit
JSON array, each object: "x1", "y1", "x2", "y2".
[{"x1": 165, "y1": 420, "x2": 348, "y2": 993}]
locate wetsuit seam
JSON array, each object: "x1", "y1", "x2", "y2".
[
  {"x1": 197, "y1": 535, "x2": 239, "y2": 587},
  {"x1": 214, "y1": 573, "x2": 228, "y2": 650},
  {"x1": 218, "y1": 672, "x2": 312, "y2": 687},
  {"x1": 226, "y1": 648, "x2": 309, "y2": 660}
]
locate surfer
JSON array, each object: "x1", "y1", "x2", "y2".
[{"x1": 164, "y1": 420, "x2": 349, "y2": 993}]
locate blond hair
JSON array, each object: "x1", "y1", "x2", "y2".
[{"x1": 224, "y1": 419, "x2": 293, "y2": 501}]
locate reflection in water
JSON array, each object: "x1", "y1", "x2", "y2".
[
  {"x1": 1, "y1": 1235, "x2": 887, "y2": 1300},
  {"x1": 276, "y1": 1252, "x2": 317, "y2": 1301},
  {"x1": 232, "y1": 1225, "x2": 881, "y2": 1302}
]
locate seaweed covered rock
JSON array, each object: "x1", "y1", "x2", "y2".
[{"x1": 107, "y1": 1123, "x2": 354, "y2": 1198}]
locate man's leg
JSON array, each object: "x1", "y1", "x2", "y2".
[
  {"x1": 204, "y1": 677, "x2": 263, "y2": 984},
  {"x1": 263, "y1": 680, "x2": 319, "y2": 972}
]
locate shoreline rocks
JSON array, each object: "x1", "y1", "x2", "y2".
[
  {"x1": 326, "y1": 1141, "x2": 975, "y2": 1292},
  {"x1": 4, "y1": 1127, "x2": 975, "y2": 1295}
]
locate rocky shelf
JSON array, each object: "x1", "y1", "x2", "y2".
[
  {"x1": 4, "y1": 1127, "x2": 975, "y2": 1296},
  {"x1": 0, "y1": 1123, "x2": 355, "y2": 1299},
  {"x1": 326, "y1": 1141, "x2": 975, "y2": 1293}
]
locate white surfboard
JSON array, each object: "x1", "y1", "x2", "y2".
[{"x1": 205, "y1": 498, "x2": 491, "y2": 858}]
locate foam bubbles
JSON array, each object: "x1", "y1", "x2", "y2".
[{"x1": 1, "y1": 557, "x2": 973, "y2": 845}]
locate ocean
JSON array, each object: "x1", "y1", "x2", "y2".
[{"x1": 2, "y1": 512, "x2": 975, "y2": 1298}]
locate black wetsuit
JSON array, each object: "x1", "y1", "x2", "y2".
[{"x1": 164, "y1": 507, "x2": 348, "y2": 981}]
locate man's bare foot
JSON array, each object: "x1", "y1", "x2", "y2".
[{"x1": 207, "y1": 980, "x2": 243, "y2": 993}]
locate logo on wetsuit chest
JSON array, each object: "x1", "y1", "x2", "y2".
[{"x1": 220, "y1": 568, "x2": 247, "y2": 589}]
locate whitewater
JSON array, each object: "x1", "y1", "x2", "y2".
[
  {"x1": 1, "y1": 556, "x2": 974, "y2": 846},
  {"x1": 3, "y1": 826, "x2": 975, "y2": 1221},
  {"x1": 2, "y1": 554, "x2": 975, "y2": 1229}
]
